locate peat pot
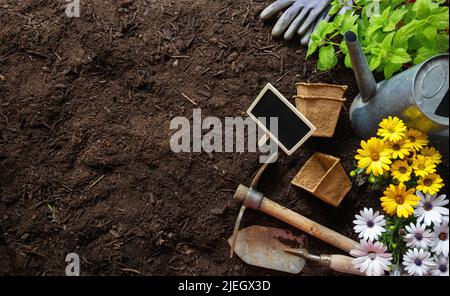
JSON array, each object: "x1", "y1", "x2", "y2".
[
  {"x1": 294, "y1": 96, "x2": 346, "y2": 137},
  {"x1": 295, "y1": 82, "x2": 348, "y2": 98},
  {"x1": 291, "y1": 152, "x2": 352, "y2": 207}
]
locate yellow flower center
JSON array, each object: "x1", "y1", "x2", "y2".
[
  {"x1": 399, "y1": 167, "x2": 407, "y2": 174},
  {"x1": 395, "y1": 195, "x2": 405, "y2": 205},
  {"x1": 409, "y1": 136, "x2": 416, "y2": 143},
  {"x1": 418, "y1": 164, "x2": 426, "y2": 170},
  {"x1": 393, "y1": 144, "x2": 400, "y2": 151},
  {"x1": 423, "y1": 178, "x2": 433, "y2": 186},
  {"x1": 371, "y1": 153, "x2": 380, "y2": 161}
]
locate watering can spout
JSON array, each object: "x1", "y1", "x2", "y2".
[{"x1": 345, "y1": 31, "x2": 377, "y2": 102}]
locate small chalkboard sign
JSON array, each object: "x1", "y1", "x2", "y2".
[{"x1": 247, "y1": 83, "x2": 316, "y2": 155}]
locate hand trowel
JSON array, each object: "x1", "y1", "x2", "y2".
[
  {"x1": 228, "y1": 225, "x2": 307, "y2": 274},
  {"x1": 229, "y1": 225, "x2": 364, "y2": 275}
]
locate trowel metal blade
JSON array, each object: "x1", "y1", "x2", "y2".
[{"x1": 228, "y1": 225, "x2": 307, "y2": 274}]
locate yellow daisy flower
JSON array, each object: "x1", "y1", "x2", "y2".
[
  {"x1": 406, "y1": 128, "x2": 428, "y2": 151},
  {"x1": 377, "y1": 116, "x2": 407, "y2": 143},
  {"x1": 355, "y1": 137, "x2": 392, "y2": 176},
  {"x1": 380, "y1": 183, "x2": 419, "y2": 218},
  {"x1": 404, "y1": 149, "x2": 417, "y2": 166},
  {"x1": 416, "y1": 173, "x2": 444, "y2": 195},
  {"x1": 420, "y1": 147, "x2": 442, "y2": 165},
  {"x1": 412, "y1": 155, "x2": 436, "y2": 177},
  {"x1": 391, "y1": 160, "x2": 412, "y2": 182},
  {"x1": 386, "y1": 139, "x2": 412, "y2": 159}
]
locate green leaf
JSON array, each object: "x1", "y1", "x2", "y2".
[
  {"x1": 369, "y1": 55, "x2": 382, "y2": 70},
  {"x1": 426, "y1": 7, "x2": 449, "y2": 29},
  {"x1": 329, "y1": 0, "x2": 342, "y2": 15},
  {"x1": 357, "y1": 17, "x2": 370, "y2": 39},
  {"x1": 366, "y1": 23, "x2": 383, "y2": 36},
  {"x1": 384, "y1": 7, "x2": 408, "y2": 32},
  {"x1": 333, "y1": 13, "x2": 345, "y2": 28},
  {"x1": 413, "y1": 46, "x2": 438, "y2": 64},
  {"x1": 317, "y1": 45, "x2": 338, "y2": 70},
  {"x1": 370, "y1": 6, "x2": 391, "y2": 25},
  {"x1": 344, "y1": 54, "x2": 353, "y2": 68},
  {"x1": 306, "y1": 19, "x2": 337, "y2": 58},
  {"x1": 393, "y1": 20, "x2": 424, "y2": 48},
  {"x1": 306, "y1": 39, "x2": 319, "y2": 57},
  {"x1": 370, "y1": 47, "x2": 382, "y2": 55},
  {"x1": 316, "y1": 20, "x2": 336, "y2": 39},
  {"x1": 340, "y1": 41, "x2": 348, "y2": 54},
  {"x1": 413, "y1": 0, "x2": 439, "y2": 19},
  {"x1": 381, "y1": 32, "x2": 395, "y2": 50},
  {"x1": 384, "y1": 62, "x2": 403, "y2": 78},
  {"x1": 340, "y1": 40, "x2": 352, "y2": 68},
  {"x1": 434, "y1": 33, "x2": 449, "y2": 53},
  {"x1": 391, "y1": 48, "x2": 411, "y2": 64},
  {"x1": 341, "y1": 12, "x2": 359, "y2": 33},
  {"x1": 422, "y1": 25, "x2": 437, "y2": 42}
]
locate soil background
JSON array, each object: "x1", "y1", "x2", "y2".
[{"x1": 0, "y1": 0, "x2": 448, "y2": 275}]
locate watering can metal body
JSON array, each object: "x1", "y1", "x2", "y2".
[{"x1": 345, "y1": 31, "x2": 449, "y2": 152}]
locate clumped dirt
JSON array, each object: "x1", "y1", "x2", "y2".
[{"x1": 0, "y1": 0, "x2": 448, "y2": 276}]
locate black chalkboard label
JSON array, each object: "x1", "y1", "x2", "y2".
[{"x1": 247, "y1": 83, "x2": 316, "y2": 155}]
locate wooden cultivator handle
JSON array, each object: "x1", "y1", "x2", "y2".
[{"x1": 234, "y1": 184, "x2": 359, "y2": 253}]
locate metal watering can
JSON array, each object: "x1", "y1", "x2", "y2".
[{"x1": 344, "y1": 31, "x2": 449, "y2": 152}]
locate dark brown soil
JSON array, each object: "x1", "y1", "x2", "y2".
[{"x1": 0, "y1": 0, "x2": 447, "y2": 276}]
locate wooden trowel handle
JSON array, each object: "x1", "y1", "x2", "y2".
[
  {"x1": 329, "y1": 255, "x2": 364, "y2": 275},
  {"x1": 260, "y1": 197, "x2": 359, "y2": 253}
]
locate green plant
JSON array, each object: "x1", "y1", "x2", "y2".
[
  {"x1": 307, "y1": 0, "x2": 449, "y2": 78},
  {"x1": 378, "y1": 216, "x2": 414, "y2": 266}
]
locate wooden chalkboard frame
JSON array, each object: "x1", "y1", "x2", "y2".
[{"x1": 247, "y1": 83, "x2": 316, "y2": 155}]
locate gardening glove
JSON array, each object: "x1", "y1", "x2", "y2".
[
  {"x1": 301, "y1": 0, "x2": 353, "y2": 45},
  {"x1": 260, "y1": 0, "x2": 331, "y2": 41},
  {"x1": 300, "y1": 5, "x2": 331, "y2": 46},
  {"x1": 261, "y1": 0, "x2": 354, "y2": 45}
]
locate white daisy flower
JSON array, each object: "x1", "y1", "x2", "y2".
[
  {"x1": 403, "y1": 248, "x2": 435, "y2": 276},
  {"x1": 350, "y1": 240, "x2": 392, "y2": 276},
  {"x1": 431, "y1": 222, "x2": 449, "y2": 257},
  {"x1": 404, "y1": 222, "x2": 433, "y2": 249},
  {"x1": 431, "y1": 255, "x2": 449, "y2": 276},
  {"x1": 414, "y1": 192, "x2": 449, "y2": 226},
  {"x1": 353, "y1": 208, "x2": 386, "y2": 242}
]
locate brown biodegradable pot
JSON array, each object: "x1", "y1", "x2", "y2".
[
  {"x1": 294, "y1": 95, "x2": 346, "y2": 138},
  {"x1": 295, "y1": 82, "x2": 348, "y2": 98},
  {"x1": 291, "y1": 152, "x2": 352, "y2": 207}
]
